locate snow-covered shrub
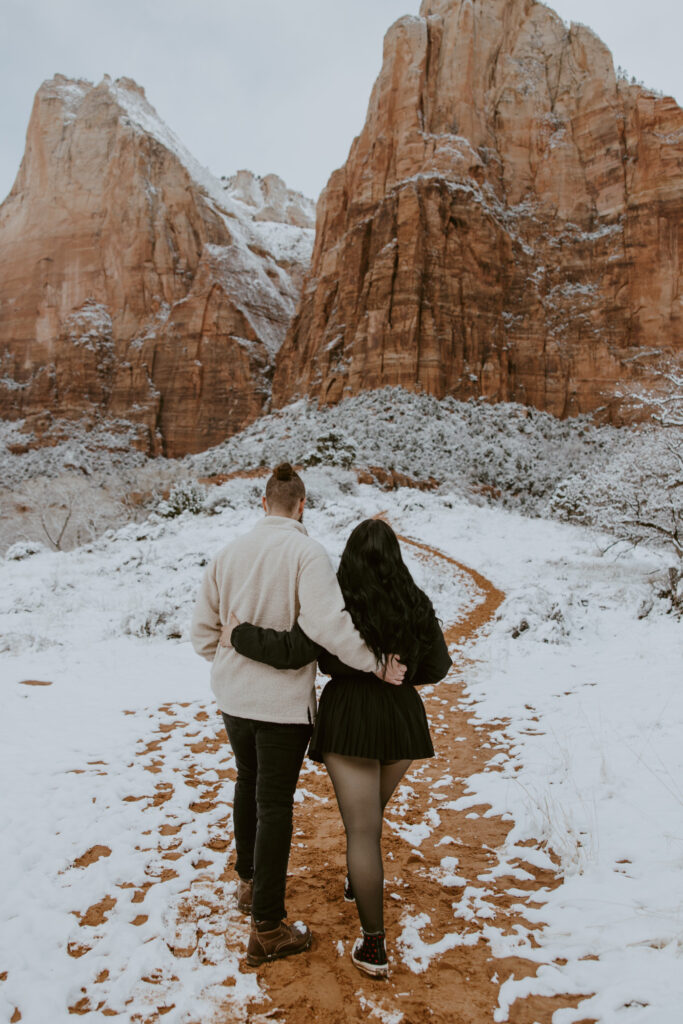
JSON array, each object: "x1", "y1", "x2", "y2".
[
  {"x1": 156, "y1": 480, "x2": 206, "y2": 518},
  {"x1": 203, "y1": 489, "x2": 235, "y2": 515},
  {"x1": 0, "y1": 415, "x2": 149, "y2": 488},
  {"x1": 546, "y1": 475, "x2": 592, "y2": 524},
  {"x1": 122, "y1": 605, "x2": 187, "y2": 641},
  {"x1": 301, "y1": 431, "x2": 357, "y2": 470},
  {"x1": 186, "y1": 389, "x2": 614, "y2": 514},
  {"x1": 5, "y1": 540, "x2": 47, "y2": 561},
  {"x1": 495, "y1": 588, "x2": 574, "y2": 644},
  {"x1": 655, "y1": 566, "x2": 683, "y2": 618},
  {"x1": 562, "y1": 431, "x2": 682, "y2": 562}
]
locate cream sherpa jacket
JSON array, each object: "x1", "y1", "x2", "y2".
[{"x1": 190, "y1": 515, "x2": 378, "y2": 724}]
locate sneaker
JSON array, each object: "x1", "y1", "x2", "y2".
[
  {"x1": 344, "y1": 875, "x2": 355, "y2": 903},
  {"x1": 236, "y1": 877, "x2": 253, "y2": 914},
  {"x1": 246, "y1": 919, "x2": 312, "y2": 967},
  {"x1": 351, "y1": 931, "x2": 388, "y2": 978}
]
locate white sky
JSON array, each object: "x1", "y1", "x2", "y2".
[{"x1": 1, "y1": 0, "x2": 681, "y2": 204}]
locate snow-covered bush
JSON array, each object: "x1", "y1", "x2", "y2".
[
  {"x1": 0, "y1": 416, "x2": 149, "y2": 488},
  {"x1": 301, "y1": 431, "x2": 357, "y2": 469},
  {"x1": 5, "y1": 540, "x2": 47, "y2": 561},
  {"x1": 156, "y1": 480, "x2": 207, "y2": 518},
  {"x1": 552, "y1": 434, "x2": 682, "y2": 617},
  {"x1": 186, "y1": 389, "x2": 616, "y2": 515},
  {"x1": 122, "y1": 605, "x2": 187, "y2": 641},
  {"x1": 655, "y1": 566, "x2": 683, "y2": 617},
  {"x1": 579, "y1": 434, "x2": 682, "y2": 560},
  {"x1": 495, "y1": 587, "x2": 575, "y2": 644},
  {"x1": 548, "y1": 432, "x2": 683, "y2": 618},
  {"x1": 546, "y1": 475, "x2": 592, "y2": 524}
]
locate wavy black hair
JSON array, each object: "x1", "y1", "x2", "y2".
[{"x1": 337, "y1": 519, "x2": 437, "y2": 667}]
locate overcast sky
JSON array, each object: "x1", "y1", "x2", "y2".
[{"x1": 1, "y1": 0, "x2": 680, "y2": 204}]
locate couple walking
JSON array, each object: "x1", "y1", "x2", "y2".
[{"x1": 190, "y1": 462, "x2": 451, "y2": 977}]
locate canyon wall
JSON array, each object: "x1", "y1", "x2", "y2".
[
  {"x1": 272, "y1": 0, "x2": 682, "y2": 421},
  {"x1": 0, "y1": 75, "x2": 314, "y2": 456}
]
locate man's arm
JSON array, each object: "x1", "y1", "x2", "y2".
[
  {"x1": 296, "y1": 546, "x2": 379, "y2": 674},
  {"x1": 190, "y1": 560, "x2": 221, "y2": 661}
]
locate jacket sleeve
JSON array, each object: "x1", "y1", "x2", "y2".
[
  {"x1": 190, "y1": 559, "x2": 222, "y2": 662},
  {"x1": 412, "y1": 619, "x2": 452, "y2": 687},
  {"x1": 296, "y1": 546, "x2": 379, "y2": 674},
  {"x1": 231, "y1": 621, "x2": 320, "y2": 670}
]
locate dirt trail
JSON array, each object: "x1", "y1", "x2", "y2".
[{"x1": 67, "y1": 531, "x2": 593, "y2": 1023}]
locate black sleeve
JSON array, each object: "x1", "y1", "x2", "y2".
[
  {"x1": 411, "y1": 618, "x2": 452, "y2": 687},
  {"x1": 317, "y1": 649, "x2": 360, "y2": 678},
  {"x1": 231, "y1": 621, "x2": 320, "y2": 671}
]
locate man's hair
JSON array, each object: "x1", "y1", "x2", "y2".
[{"x1": 265, "y1": 462, "x2": 305, "y2": 513}]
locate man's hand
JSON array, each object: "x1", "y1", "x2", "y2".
[
  {"x1": 376, "y1": 653, "x2": 406, "y2": 686},
  {"x1": 219, "y1": 610, "x2": 241, "y2": 648}
]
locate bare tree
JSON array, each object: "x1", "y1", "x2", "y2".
[
  {"x1": 598, "y1": 436, "x2": 681, "y2": 612},
  {"x1": 8, "y1": 473, "x2": 127, "y2": 552}
]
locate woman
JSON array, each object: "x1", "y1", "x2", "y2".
[{"x1": 229, "y1": 518, "x2": 452, "y2": 978}]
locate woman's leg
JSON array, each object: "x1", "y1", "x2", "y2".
[
  {"x1": 324, "y1": 753, "x2": 384, "y2": 933},
  {"x1": 380, "y1": 758, "x2": 412, "y2": 810}
]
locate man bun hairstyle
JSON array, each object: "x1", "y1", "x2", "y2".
[
  {"x1": 274, "y1": 462, "x2": 295, "y2": 481},
  {"x1": 265, "y1": 461, "x2": 305, "y2": 512}
]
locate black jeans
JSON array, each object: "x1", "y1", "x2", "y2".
[{"x1": 222, "y1": 712, "x2": 312, "y2": 922}]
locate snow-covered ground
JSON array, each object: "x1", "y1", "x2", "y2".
[
  {"x1": 1, "y1": 471, "x2": 681, "y2": 1022},
  {"x1": 395, "y1": 495, "x2": 683, "y2": 1022}
]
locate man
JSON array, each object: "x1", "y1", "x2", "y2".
[{"x1": 190, "y1": 462, "x2": 404, "y2": 966}]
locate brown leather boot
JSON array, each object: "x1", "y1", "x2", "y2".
[
  {"x1": 236, "y1": 877, "x2": 253, "y2": 914},
  {"x1": 246, "y1": 919, "x2": 312, "y2": 966}
]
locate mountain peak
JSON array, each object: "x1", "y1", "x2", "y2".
[
  {"x1": 0, "y1": 75, "x2": 314, "y2": 456},
  {"x1": 272, "y1": 0, "x2": 683, "y2": 421}
]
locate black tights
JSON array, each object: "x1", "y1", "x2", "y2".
[{"x1": 323, "y1": 753, "x2": 412, "y2": 934}]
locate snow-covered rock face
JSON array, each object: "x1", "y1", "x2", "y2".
[
  {"x1": 0, "y1": 74, "x2": 314, "y2": 457},
  {"x1": 272, "y1": 0, "x2": 683, "y2": 422},
  {"x1": 222, "y1": 169, "x2": 315, "y2": 230}
]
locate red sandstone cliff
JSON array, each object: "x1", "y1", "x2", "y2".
[
  {"x1": 0, "y1": 75, "x2": 314, "y2": 456},
  {"x1": 272, "y1": 0, "x2": 682, "y2": 420}
]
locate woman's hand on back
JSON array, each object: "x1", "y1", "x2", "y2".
[{"x1": 376, "y1": 654, "x2": 406, "y2": 686}]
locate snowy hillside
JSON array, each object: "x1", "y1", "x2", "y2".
[
  {"x1": 1, "y1": 469, "x2": 681, "y2": 1023},
  {"x1": 3, "y1": 391, "x2": 681, "y2": 626}
]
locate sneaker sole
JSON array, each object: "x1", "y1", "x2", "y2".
[
  {"x1": 351, "y1": 954, "x2": 388, "y2": 978},
  {"x1": 343, "y1": 894, "x2": 356, "y2": 903},
  {"x1": 245, "y1": 933, "x2": 312, "y2": 967}
]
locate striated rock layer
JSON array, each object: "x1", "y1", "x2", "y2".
[
  {"x1": 272, "y1": 0, "x2": 683, "y2": 420},
  {"x1": 0, "y1": 76, "x2": 314, "y2": 456}
]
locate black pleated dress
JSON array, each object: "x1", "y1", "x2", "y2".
[{"x1": 231, "y1": 613, "x2": 452, "y2": 763}]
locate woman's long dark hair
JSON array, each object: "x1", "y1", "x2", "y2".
[{"x1": 337, "y1": 519, "x2": 436, "y2": 666}]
